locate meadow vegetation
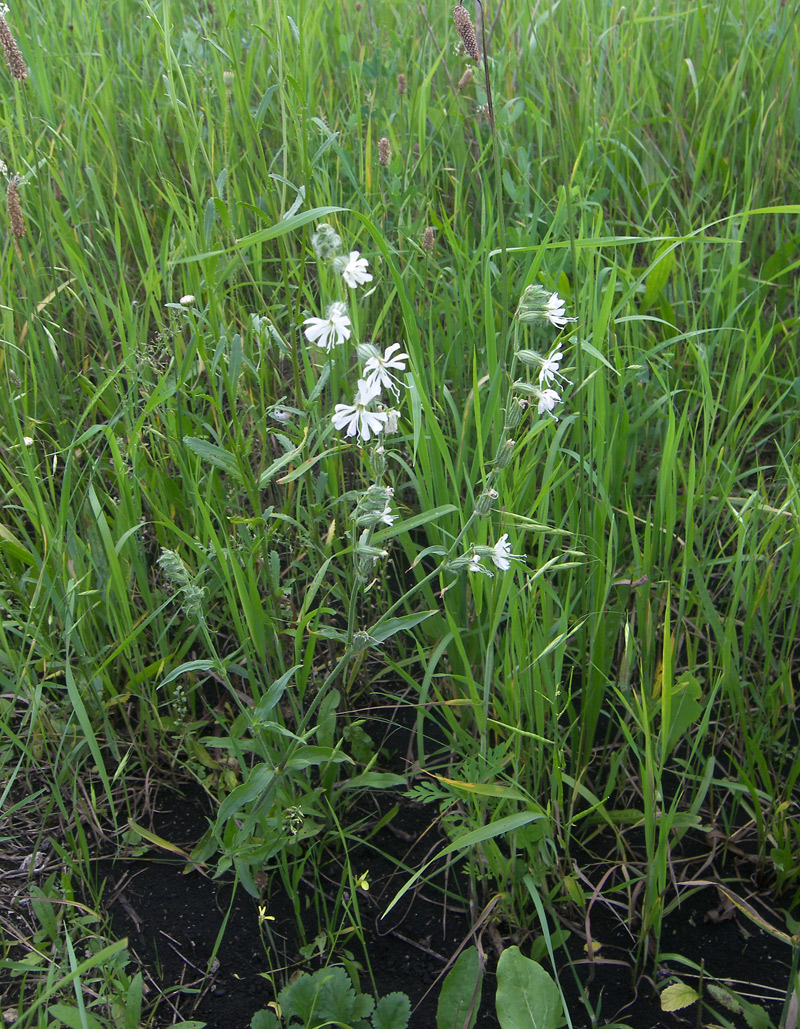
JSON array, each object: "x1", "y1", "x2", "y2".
[{"x1": 1, "y1": 0, "x2": 799, "y2": 1024}]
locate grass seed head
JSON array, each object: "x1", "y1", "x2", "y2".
[
  {"x1": 458, "y1": 66, "x2": 474, "y2": 90},
  {"x1": 422, "y1": 226, "x2": 435, "y2": 251},
  {"x1": 378, "y1": 136, "x2": 391, "y2": 166},
  {"x1": 397, "y1": 72, "x2": 407, "y2": 95},
  {"x1": 0, "y1": 14, "x2": 27, "y2": 81},
  {"x1": 453, "y1": 5, "x2": 480, "y2": 62},
  {"x1": 7, "y1": 176, "x2": 25, "y2": 238}
]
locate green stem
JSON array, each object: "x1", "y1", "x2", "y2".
[{"x1": 477, "y1": 0, "x2": 509, "y2": 356}]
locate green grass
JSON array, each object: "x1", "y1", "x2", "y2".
[{"x1": 1, "y1": 0, "x2": 800, "y2": 1023}]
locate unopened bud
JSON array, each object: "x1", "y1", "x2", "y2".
[
  {"x1": 311, "y1": 222, "x2": 342, "y2": 260},
  {"x1": 494, "y1": 439, "x2": 516, "y2": 469},
  {"x1": 504, "y1": 396, "x2": 529, "y2": 429},
  {"x1": 476, "y1": 487, "x2": 499, "y2": 516},
  {"x1": 371, "y1": 444, "x2": 387, "y2": 478}
]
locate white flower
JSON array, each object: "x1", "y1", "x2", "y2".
[
  {"x1": 467, "y1": 551, "x2": 494, "y2": 577},
  {"x1": 341, "y1": 251, "x2": 373, "y2": 289},
  {"x1": 489, "y1": 534, "x2": 524, "y2": 571},
  {"x1": 311, "y1": 223, "x2": 342, "y2": 260},
  {"x1": 379, "y1": 503, "x2": 396, "y2": 526},
  {"x1": 179, "y1": 294, "x2": 195, "y2": 306},
  {"x1": 303, "y1": 302, "x2": 352, "y2": 352},
  {"x1": 543, "y1": 292, "x2": 574, "y2": 329},
  {"x1": 363, "y1": 343, "x2": 409, "y2": 398},
  {"x1": 332, "y1": 379, "x2": 388, "y2": 442},
  {"x1": 537, "y1": 388, "x2": 562, "y2": 419},
  {"x1": 516, "y1": 284, "x2": 576, "y2": 327},
  {"x1": 538, "y1": 346, "x2": 572, "y2": 387},
  {"x1": 382, "y1": 408, "x2": 400, "y2": 434}
]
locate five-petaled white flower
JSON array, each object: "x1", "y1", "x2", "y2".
[
  {"x1": 341, "y1": 251, "x2": 374, "y2": 289},
  {"x1": 332, "y1": 379, "x2": 388, "y2": 442},
  {"x1": 538, "y1": 346, "x2": 572, "y2": 387},
  {"x1": 543, "y1": 292, "x2": 575, "y2": 329},
  {"x1": 363, "y1": 343, "x2": 409, "y2": 398},
  {"x1": 537, "y1": 388, "x2": 562, "y2": 418},
  {"x1": 303, "y1": 301, "x2": 352, "y2": 352},
  {"x1": 489, "y1": 534, "x2": 524, "y2": 570}
]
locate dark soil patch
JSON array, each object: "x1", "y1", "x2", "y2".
[
  {"x1": 102, "y1": 783, "x2": 501, "y2": 1028},
  {"x1": 99, "y1": 783, "x2": 795, "y2": 1029}
]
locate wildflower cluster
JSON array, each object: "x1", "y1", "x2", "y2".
[
  {"x1": 303, "y1": 224, "x2": 409, "y2": 445},
  {"x1": 302, "y1": 224, "x2": 415, "y2": 599},
  {"x1": 513, "y1": 284, "x2": 576, "y2": 420},
  {"x1": 446, "y1": 285, "x2": 576, "y2": 583},
  {"x1": 450, "y1": 533, "x2": 526, "y2": 579}
]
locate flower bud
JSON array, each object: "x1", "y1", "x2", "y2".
[
  {"x1": 515, "y1": 348, "x2": 543, "y2": 366},
  {"x1": 493, "y1": 438, "x2": 516, "y2": 469},
  {"x1": 475, "y1": 487, "x2": 499, "y2": 516},
  {"x1": 370, "y1": 444, "x2": 387, "y2": 478},
  {"x1": 504, "y1": 396, "x2": 529, "y2": 429},
  {"x1": 311, "y1": 222, "x2": 342, "y2": 260}
]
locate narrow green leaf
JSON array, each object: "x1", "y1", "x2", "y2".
[
  {"x1": 183, "y1": 437, "x2": 241, "y2": 478},
  {"x1": 367, "y1": 610, "x2": 438, "y2": 644},
  {"x1": 384, "y1": 813, "x2": 544, "y2": 918}
]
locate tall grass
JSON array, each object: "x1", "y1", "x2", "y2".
[{"x1": 1, "y1": 0, "x2": 800, "y2": 1021}]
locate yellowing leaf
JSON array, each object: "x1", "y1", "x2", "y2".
[{"x1": 660, "y1": 983, "x2": 699, "y2": 1012}]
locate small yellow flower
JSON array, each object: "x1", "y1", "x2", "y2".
[
  {"x1": 258, "y1": 904, "x2": 275, "y2": 927},
  {"x1": 355, "y1": 870, "x2": 371, "y2": 892}
]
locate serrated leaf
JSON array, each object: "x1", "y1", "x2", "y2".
[
  {"x1": 660, "y1": 982, "x2": 699, "y2": 1012},
  {"x1": 250, "y1": 1012, "x2": 279, "y2": 1029},
  {"x1": 495, "y1": 947, "x2": 565, "y2": 1029},
  {"x1": 279, "y1": 966, "x2": 362, "y2": 1026},
  {"x1": 373, "y1": 992, "x2": 411, "y2": 1029}
]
